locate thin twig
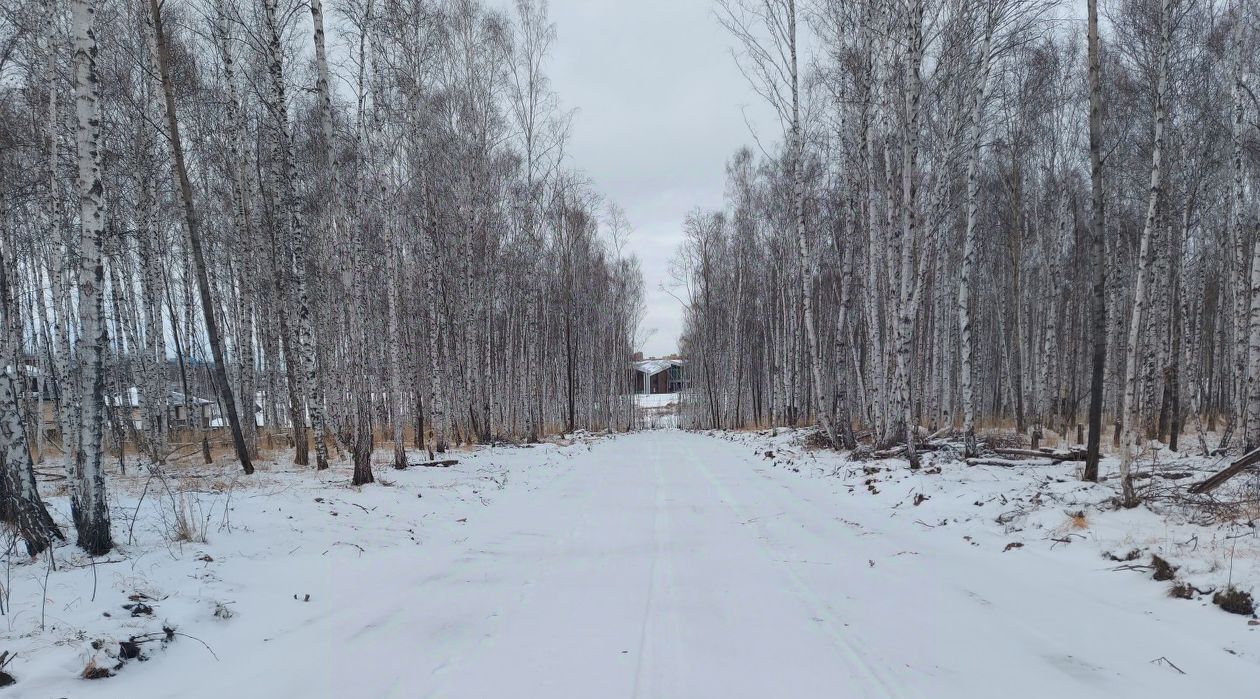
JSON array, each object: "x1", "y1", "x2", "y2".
[
  {"x1": 172, "y1": 632, "x2": 220, "y2": 661},
  {"x1": 62, "y1": 558, "x2": 126, "y2": 569},
  {"x1": 129, "y1": 471, "x2": 156, "y2": 545},
  {"x1": 39, "y1": 550, "x2": 52, "y2": 631}
]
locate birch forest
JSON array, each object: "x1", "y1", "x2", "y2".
[
  {"x1": 3, "y1": 0, "x2": 1260, "y2": 691},
  {"x1": 679, "y1": 0, "x2": 1260, "y2": 491},
  {"x1": 0, "y1": 0, "x2": 643, "y2": 557}
]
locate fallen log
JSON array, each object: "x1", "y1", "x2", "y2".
[
  {"x1": 926, "y1": 426, "x2": 953, "y2": 441},
  {"x1": 1132, "y1": 471, "x2": 1195, "y2": 481},
  {"x1": 424, "y1": 459, "x2": 458, "y2": 468},
  {"x1": 406, "y1": 459, "x2": 460, "y2": 469},
  {"x1": 1189, "y1": 446, "x2": 1260, "y2": 494},
  {"x1": 992, "y1": 447, "x2": 1086, "y2": 462},
  {"x1": 871, "y1": 441, "x2": 947, "y2": 459},
  {"x1": 966, "y1": 458, "x2": 1057, "y2": 468}
]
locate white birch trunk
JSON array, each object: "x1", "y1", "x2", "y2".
[
  {"x1": 958, "y1": 7, "x2": 997, "y2": 457},
  {"x1": 70, "y1": 0, "x2": 113, "y2": 555},
  {"x1": 1118, "y1": 0, "x2": 1174, "y2": 506},
  {"x1": 263, "y1": 0, "x2": 330, "y2": 470}
]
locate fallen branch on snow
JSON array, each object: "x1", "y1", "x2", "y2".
[
  {"x1": 1150, "y1": 656, "x2": 1186, "y2": 675},
  {"x1": 1188, "y1": 446, "x2": 1260, "y2": 494}
]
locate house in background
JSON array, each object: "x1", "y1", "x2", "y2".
[
  {"x1": 208, "y1": 394, "x2": 267, "y2": 429},
  {"x1": 632, "y1": 359, "x2": 687, "y2": 395},
  {"x1": 108, "y1": 387, "x2": 216, "y2": 430}
]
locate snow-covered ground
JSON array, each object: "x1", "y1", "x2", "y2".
[
  {"x1": 634, "y1": 392, "x2": 680, "y2": 409},
  {"x1": 2, "y1": 430, "x2": 1257, "y2": 697},
  {"x1": 634, "y1": 392, "x2": 680, "y2": 429}
]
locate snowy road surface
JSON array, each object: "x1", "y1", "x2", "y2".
[{"x1": 69, "y1": 431, "x2": 1256, "y2": 698}]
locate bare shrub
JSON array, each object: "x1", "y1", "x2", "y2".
[{"x1": 146, "y1": 465, "x2": 232, "y2": 546}]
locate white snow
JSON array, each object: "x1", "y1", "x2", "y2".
[
  {"x1": 634, "y1": 392, "x2": 680, "y2": 409},
  {"x1": 634, "y1": 392, "x2": 681, "y2": 429},
  {"x1": 633, "y1": 359, "x2": 681, "y2": 377},
  {"x1": 2, "y1": 430, "x2": 1256, "y2": 697}
]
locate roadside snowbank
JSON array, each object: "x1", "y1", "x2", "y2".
[
  {"x1": 0, "y1": 436, "x2": 597, "y2": 696},
  {"x1": 712, "y1": 428, "x2": 1260, "y2": 623}
]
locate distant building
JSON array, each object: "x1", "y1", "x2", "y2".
[
  {"x1": 632, "y1": 359, "x2": 687, "y2": 395},
  {"x1": 108, "y1": 387, "x2": 216, "y2": 430}
]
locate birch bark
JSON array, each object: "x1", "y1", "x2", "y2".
[
  {"x1": 263, "y1": 0, "x2": 330, "y2": 470},
  {"x1": 959, "y1": 5, "x2": 998, "y2": 457},
  {"x1": 1083, "y1": 0, "x2": 1108, "y2": 483},
  {"x1": 70, "y1": 0, "x2": 113, "y2": 554},
  {"x1": 1118, "y1": 0, "x2": 1174, "y2": 506},
  {"x1": 0, "y1": 251, "x2": 63, "y2": 555}
]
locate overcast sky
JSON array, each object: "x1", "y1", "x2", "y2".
[
  {"x1": 530, "y1": 2, "x2": 1090, "y2": 358},
  {"x1": 529, "y1": 1, "x2": 773, "y2": 358}
]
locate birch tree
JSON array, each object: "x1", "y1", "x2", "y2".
[
  {"x1": 717, "y1": 0, "x2": 839, "y2": 447},
  {"x1": 0, "y1": 250, "x2": 63, "y2": 555},
  {"x1": 69, "y1": 0, "x2": 113, "y2": 555},
  {"x1": 0, "y1": 0, "x2": 644, "y2": 551},
  {"x1": 145, "y1": 0, "x2": 254, "y2": 474},
  {"x1": 682, "y1": 0, "x2": 1257, "y2": 490}
]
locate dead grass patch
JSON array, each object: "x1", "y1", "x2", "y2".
[
  {"x1": 1151, "y1": 554, "x2": 1178, "y2": 582},
  {"x1": 1213, "y1": 587, "x2": 1256, "y2": 616}
]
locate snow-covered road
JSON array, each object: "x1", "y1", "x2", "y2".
[{"x1": 57, "y1": 431, "x2": 1256, "y2": 698}]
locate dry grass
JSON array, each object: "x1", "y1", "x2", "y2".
[
  {"x1": 169, "y1": 492, "x2": 200, "y2": 543},
  {"x1": 1169, "y1": 582, "x2": 1197, "y2": 599},
  {"x1": 80, "y1": 658, "x2": 114, "y2": 680},
  {"x1": 1151, "y1": 554, "x2": 1178, "y2": 581},
  {"x1": 1213, "y1": 587, "x2": 1256, "y2": 616}
]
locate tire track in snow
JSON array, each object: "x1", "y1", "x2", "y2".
[
  {"x1": 422, "y1": 443, "x2": 612, "y2": 696},
  {"x1": 732, "y1": 443, "x2": 1128, "y2": 691},
  {"x1": 697, "y1": 434, "x2": 1171, "y2": 697},
  {"x1": 632, "y1": 432, "x2": 678, "y2": 698},
  {"x1": 679, "y1": 433, "x2": 910, "y2": 699}
]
